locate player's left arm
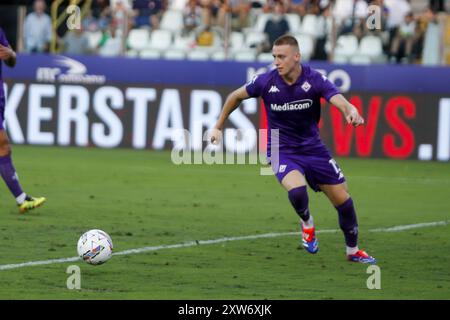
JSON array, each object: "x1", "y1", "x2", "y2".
[
  {"x1": 329, "y1": 94, "x2": 364, "y2": 127},
  {"x1": 0, "y1": 44, "x2": 16, "y2": 68}
]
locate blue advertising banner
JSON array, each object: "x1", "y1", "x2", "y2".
[
  {"x1": 4, "y1": 54, "x2": 450, "y2": 93},
  {"x1": 2, "y1": 54, "x2": 450, "y2": 161}
]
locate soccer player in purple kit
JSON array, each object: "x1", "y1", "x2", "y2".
[
  {"x1": 211, "y1": 35, "x2": 376, "y2": 264},
  {"x1": 0, "y1": 27, "x2": 46, "y2": 213}
]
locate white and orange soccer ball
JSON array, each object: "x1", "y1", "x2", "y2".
[{"x1": 77, "y1": 229, "x2": 113, "y2": 265}]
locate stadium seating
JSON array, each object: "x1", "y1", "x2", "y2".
[
  {"x1": 357, "y1": 35, "x2": 384, "y2": 62},
  {"x1": 333, "y1": 34, "x2": 359, "y2": 61},
  {"x1": 245, "y1": 31, "x2": 267, "y2": 49},
  {"x1": 126, "y1": 50, "x2": 139, "y2": 58},
  {"x1": 286, "y1": 14, "x2": 302, "y2": 34},
  {"x1": 349, "y1": 54, "x2": 372, "y2": 65},
  {"x1": 229, "y1": 31, "x2": 245, "y2": 54},
  {"x1": 139, "y1": 49, "x2": 161, "y2": 59},
  {"x1": 163, "y1": 50, "x2": 186, "y2": 60},
  {"x1": 294, "y1": 33, "x2": 315, "y2": 61},
  {"x1": 159, "y1": 10, "x2": 184, "y2": 35},
  {"x1": 84, "y1": 1, "x2": 447, "y2": 64},
  {"x1": 333, "y1": 54, "x2": 349, "y2": 64},
  {"x1": 187, "y1": 49, "x2": 210, "y2": 61},
  {"x1": 257, "y1": 52, "x2": 274, "y2": 63},
  {"x1": 127, "y1": 28, "x2": 150, "y2": 52},
  {"x1": 173, "y1": 33, "x2": 196, "y2": 51},
  {"x1": 98, "y1": 37, "x2": 122, "y2": 57},
  {"x1": 234, "y1": 50, "x2": 257, "y2": 62},
  {"x1": 86, "y1": 31, "x2": 102, "y2": 51},
  {"x1": 146, "y1": 29, "x2": 172, "y2": 51},
  {"x1": 210, "y1": 51, "x2": 227, "y2": 61},
  {"x1": 250, "y1": 13, "x2": 273, "y2": 34},
  {"x1": 300, "y1": 14, "x2": 319, "y2": 38}
]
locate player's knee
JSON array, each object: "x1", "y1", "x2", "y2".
[
  {"x1": 281, "y1": 170, "x2": 306, "y2": 191},
  {"x1": 329, "y1": 185, "x2": 350, "y2": 207},
  {"x1": 288, "y1": 186, "x2": 309, "y2": 218},
  {"x1": 335, "y1": 191, "x2": 351, "y2": 207}
]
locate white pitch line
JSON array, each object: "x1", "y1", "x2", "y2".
[
  {"x1": 369, "y1": 220, "x2": 448, "y2": 232},
  {"x1": 0, "y1": 221, "x2": 447, "y2": 271}
]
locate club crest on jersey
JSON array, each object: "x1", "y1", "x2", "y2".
[
  {"x1": 268, "y1": 85, "x2": 280, "y2": 93},
  {"x1": 301, "y1": 81, "x2": 311, "y2": 92}
]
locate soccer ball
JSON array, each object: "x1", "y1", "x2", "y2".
[{"x1": 77, "y1": 229, "x2": 113, "y2": 265}]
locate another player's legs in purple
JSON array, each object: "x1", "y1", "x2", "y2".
[
  {"x1": 0, "y1": 154, "x2": 25, "y2": 201},
  {"x1": 0, "y1": 130, "x2": 25, "y2": 202},
  {"x1": 0, "y1": 129, "x2": 46, "y2": 212}
]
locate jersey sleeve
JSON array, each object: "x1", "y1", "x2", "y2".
[
  {"x1": 0, "y1": 29, "x2": 9, "y2": 47},
  {"x1": 245, "y1": 73, "x2": 266, "y2": 98},
  {"x1": 316, "y1": 72, "x2": 340, "y2": 102}
]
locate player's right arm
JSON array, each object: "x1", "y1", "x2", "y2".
[{"x1": 210, "y1": 85, "x2": 250, "y2": 144}]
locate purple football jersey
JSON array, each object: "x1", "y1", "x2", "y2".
[
  {"x1": 0, "y1": 27, "x2": 10, "y2": 108},
  {"x1": 246, "y1": 65, "x2": 340, "y2": 156}
]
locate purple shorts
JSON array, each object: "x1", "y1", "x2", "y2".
[{"x1": 271, "y1": 153, "x2": 346, "y2": 192}]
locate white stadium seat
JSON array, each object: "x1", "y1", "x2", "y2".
[
  {"x1": 211, "y1": 51, "x2": 233, "y2": 61},
  {"x1": 349, "y1": 54, "x2": 372, "y2": 65},
  {"x1": 163, "y1": 50, "x2": 186, "y2": 60},
  {"x1": 98, "y1": 37, "x2": 122, "y2": 57},
  {"x1": 86, "y1": 31, "x2": 102, "y2": 50},
  {"x1": 286, "y1": 14, "x2": 302, "y2": 34},
  {"x1": 294, "y1": 33, "x2": 315, "y2": 61},
  {"x1": 173, "y1": 34, "x2": 196, "y2": 51},
  {"x1": 146, "y1": 29, "x2": 172, "y2": 51},
  {"x1": 234, "y1": 50, "x2": 256, "y2": 62},
  {"x1": 125, "y1": 50, "x2": 139, "y2": 58},
  {"x1": 358, "y1": 35, "x2": 384, "y2": 58},
  {"x1": 333, "y1": 54, "x2": 349, "y2": 64},
  {"x1": 334, "y1": 34, "x2": 359, "y2": 57},
  {"x1": 253, "y1": 13, "x2": 273, "y2": 33},
  {"x1": 301, "y1": 14, "x2": 319, "y2": 37},
  {"x1": 139, "y1": 49, "x2": 161, "y2": 59},
  {"x1": 245, "y1": 31, "x2": 267, "y2": 49},
  {"x1": 229, "y1": 31, "x2": 245, "y2": 53},
  {"x1": 187, "y1": 50, "x2": 210, "y2": 61},
  {"x1": 159, "y1": 10, "x2": 184, "y2": 34},
  {"x1": 257, "y1": 52, "x2": 275, "y2": 63},
  {"x1": 127, "y1": 28, "x2": 150, "y2": 51}
]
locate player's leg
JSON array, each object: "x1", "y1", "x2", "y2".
[
  {"x1": 0, "y1": 130, "x2": 26, "y2": 201},
  {"x1": 318, "y1": 182, "x2": 357, "y2": 250},
  {"x1": 0, "y1": 130, "x2": 46, "y2": 213},
  {"x1": 281, "y1": 170, "x2": 311, "y2": 225},
  {"x1": 319, "y1": 182, "x2": 376, "y2": 264},
  {"x1": 280, "y1": 170, "x2": 318, "y2": 254}
]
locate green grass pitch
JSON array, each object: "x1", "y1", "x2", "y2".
[{"x1": 0, "y1": 145, "x2": 449, "y2": 299}]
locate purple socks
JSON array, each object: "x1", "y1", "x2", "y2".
[
  {"x1": 288, "y1": 186, "x2": 311, "y2": 222},
  {"x1": 335, "y1": 197, "x2": 359, "y2": 248},
  {"x1": 0, "y1": 154, "x2": 24, "y2": 201}
]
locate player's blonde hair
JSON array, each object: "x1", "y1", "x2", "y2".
[{"x1": 273, "y1": 35, "x2": 300, "y2": 52}]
